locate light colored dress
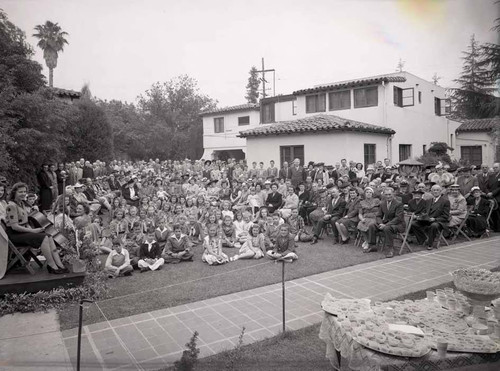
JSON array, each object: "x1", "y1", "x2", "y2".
[
  {"x1": 448, "y1": 194, "x2": 467, "y2": 227},
  {"x1": 239, "y1": 234, "x2": 265, "y2": 258},
  {"x1": 202, "y1": 236, "x2": 229, "y2": 265},
  {"x1": 357, "y1": 198, "x2": 381, "y2": 232}
]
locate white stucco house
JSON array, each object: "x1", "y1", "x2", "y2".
[
  {"x1": 200, "y1": 103, "x2": 260, "y2": 160},
  {"x1": 202, "y1": 71, "x2": 464, "y2": 166},
  {"x1": 455, "y1": 117, "x2": 500, "y2": 166}
]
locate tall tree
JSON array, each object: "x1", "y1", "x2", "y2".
[
  {"x1": 245, "y1": 66, "x2": 260, "y2": 104},
  {"x1": 478, "y1": 4, "x2": 500, "y2": 86},
  {"x1": 451, "y1": 34, "x2": 496, "y2": 119},
  {"x1": 137, "y1": 75, "x2": 217, "y2": 159},
  {"x1": 33, "y1": 21, "x2": 68, "y2": 87}
]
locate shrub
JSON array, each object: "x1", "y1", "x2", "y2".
[
  {"x1": 223, "y1": 327, "x2": 246, "y2": 371},
  {"x1": 174, "y1": 331, "x2": 200, "y2": 371}
]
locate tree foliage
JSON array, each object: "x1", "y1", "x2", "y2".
[
  {"x1": 245, "y1": 66, "x2": 260, "y2": 104},
  {"x1": 451, "y1": 34, "x2": 498, "y2": 119}
]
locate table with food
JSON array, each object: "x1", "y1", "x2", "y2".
[{"x1": 319, "y1": 268, "x2": 500, "y2": 371}]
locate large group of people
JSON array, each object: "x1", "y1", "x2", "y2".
[{"x1": 0, "y1": 156, "x2": 498, "y2": 277}]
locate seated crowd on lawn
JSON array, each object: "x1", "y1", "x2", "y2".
[{"x1": 0, "y1": 156, "x2": 498, "y2": 276}]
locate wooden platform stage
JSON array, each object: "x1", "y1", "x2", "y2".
[{"x1": 0, "y1": 263, "x2": 86, "y2": 296}]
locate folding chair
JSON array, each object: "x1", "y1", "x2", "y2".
[
  {"x1": 481, "y1": 199, "x2": 497, "y2": 239},
  {"x1": 436, "y1": 229, "x2": 449, "y2": 248},
  {"x1": 1, "y1": 221, "x2": 44, "y2": 275},
  {"x1": 450, "y1": 213, "x2": 471, "y2": 243},
  {"x1": 398, "y1": 213, "x2": 414, "y2": 255}
]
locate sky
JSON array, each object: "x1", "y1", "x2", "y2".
[{"x1": 1, "y1": 0, "x2": 498, "y2": 107}]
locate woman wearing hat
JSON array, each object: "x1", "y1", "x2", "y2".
[
  {"x1": 466, "y1": 186, "x2": 491, "y2": 237},
  {"x1": 448, "y1": 184, "x2": 467, "y2": 228}
]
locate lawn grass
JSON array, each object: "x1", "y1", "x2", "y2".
[{"x1": 59, "y1": 238, "x2": 402, "y2": 330}]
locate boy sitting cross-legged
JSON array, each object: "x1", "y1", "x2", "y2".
[
  {"x1": 104, "y1": 239, "x2": 134, "y2": 278},
  {"x1": 163, "y1": 224, "x2": 194, "y2": 263},
  {"x1": 138, "y1": 226, "x2": 165, "y2": 272}
]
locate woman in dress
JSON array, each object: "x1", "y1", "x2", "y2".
[
  {"x1": 202, "y1": 223, "x2": 228, "y2": 265},
  {"x1": 357, "y1": 187, "x2": 381, "y2": 251},
  {"x1": 4, "y1": 183, "x2": 67, "y2": 274},
  {"x1": 0, "y1": 184, "x2": 7, "y2": 222},
  {"x1": 466, "y1": 187, "x2": 491, "y2": 237},
  {"x1": 230, "y1": 223, "x2": 265, "y2": 261},
  {"x1": 280, "y1": 186, "x2": 299, "y2": 219}
]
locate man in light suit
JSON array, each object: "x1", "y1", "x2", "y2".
[
  {"x1": 311, "y1": 187, "x2": 346, "y2": 244},
  {"x1": 290, "y1": 158, "x2": 305, "y2": 189},
  {"x1": 411, "y1": 185, "x2": 450, "y2": 249},
  {"x1": 365, "y1": 188, "x2": 405, "y2": 258}
]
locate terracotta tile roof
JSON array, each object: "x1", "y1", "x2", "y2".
[
  {"x1": 50, "y1": 87, "x2": 81, "y2": 98},
  {"x1": 456, "y1": 117, "x2": 500, "y2": 132},
  {"x1": 201, "y1": 103, "x2": 260, "y2": 116},
  {"x1": 293, "y1": 73, "x2": 406, "y2": 95},
  {"x1": 238, "y1": 114, "x2": 395, "y2": 138}
]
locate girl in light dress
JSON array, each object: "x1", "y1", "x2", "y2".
[
  {"x1": 234, "y1": 211, "x2": 252, "y2": 245},
  {"x1": 202, "y1": 224, "x2": 229, "y2": 266},
  {"x1": 221, "y1": 215, "x2": 237, "y2": 247},
  {"x1": 230, "y1": 223, "x2": 266, "y2": 261}
]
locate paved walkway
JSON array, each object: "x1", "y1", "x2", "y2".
[{"x1": 57, "y1": 236, "x2": 500, "y2": 371}]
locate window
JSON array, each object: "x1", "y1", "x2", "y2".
[
  {"x1": 214, "y1": 117, "x2": 224, "y2": 133},
  {"x1": 394, "y1": 87, "x2": 414, "y2": 107},
  {"x1": 399, "y1": 144, "x2": 412, "y2": 161},
  {"x1": 261, "y1": 103, "x2": 275, "y2": 124},
  {"x1": 461, "y1": 146, "x2": 482, "y2": 166},
  {"x1": 238, "y1": 116, "x2": 250, "y2": 126},
  {"x1": 305, "y1": 93, "x2": 326, "y2": 113},
  {"x1": 280, "y1": 145, "x2": 304, "y2": 168},
  {"x1": 364, "y1": 144, "x2": 376, "y2": 168},
  {"x1": 435, "y1": 97, "x2": 451, "y2": 116},
  {"x1": 329, "y1": 90, "x2": 351, "y2": 111},
  {"x1": 423, "y1": 144, "x2": 427, "y2": 153},
  {"x1": 292, "y1": 100, "x2": 297, "y2": 116},
  {"x1": 354, "y1": 87, "x2": 378, "y2": 108},
  {"x1": 418, "y1": 91, "x2": 422, "y2": 104},
  {"x1": 450, "y1": 134, "x2": 454, "y2": 149}
]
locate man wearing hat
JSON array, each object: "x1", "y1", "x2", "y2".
[
  {"x1": 122, "y1": 177, "x2": 140, "y2": 207},
  {"x1": 407, "y1": 189, "x2": 429, "y2": 216},
  {"x1": 396, "y1": 180, "x2": 412, "y2": 205},
  {"x1": 313, "y1": 163, "x2": 329, "y2": 185},
  {"x1": 411, "y1": 184, "x2": 450, "y2": 249},
  {"x1": 311, "y1": 186, "x2": 346, "y2": 245},
  {"x1": 456, "y1": 166, "x2": 478, "y2": 200}
]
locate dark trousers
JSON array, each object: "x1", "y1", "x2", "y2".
[
  {"x1": 367, "y1": 224, "x2": 403, "y2": 248},
  {"x1": 491, "y1": 208, "x2": 500, "y2": 232},
  {"x1": 412, "y1": 221, "x2": 443, "y2": 247},
  {"x1": 314, "y1": 216, "x2": 340, "y2": 239}
]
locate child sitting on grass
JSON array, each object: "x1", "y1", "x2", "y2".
[
  {"x1": 104, "y1": 239, "x2": 133, "y2": 278},
  {"x1": 230, "y1": 223, "x2": 265, "y2": 261},
  {"x1": 287, "y1": 208, "x2": 313, "y2": 242},
  {"x1": 163, "y1": 224, "x2": 194, "y2": 263},
  {"x1": 234, "y1": 211, "x2": 252, "y2": 245},
  {"x1": 221, "y1": 215, "x2": 237, "y2": 247},
  {"x1": 266, "y1": 224, "x2": 298, "y2": 263},
  {"x1": 138, "y1": 226, "x2": 165, "y2": 272},
  {"x1": 202, "y1": 223, "x2": 228, "y2": 266}
]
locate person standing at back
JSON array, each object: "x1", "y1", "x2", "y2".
[{"x1": 290, "y1": 158, "x2": 305, "y2": 189}]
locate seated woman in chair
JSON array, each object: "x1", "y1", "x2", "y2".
[
  {"x1": 466, "y1": 186, "x2": 491, "y2": 237},
  {"x1": 4, "y1": 183, "x2": 68, "y2": 274}
]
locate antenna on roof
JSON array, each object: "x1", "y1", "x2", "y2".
[{"x1": 396, "y1": 58, "x2": 405, "y2": 73}]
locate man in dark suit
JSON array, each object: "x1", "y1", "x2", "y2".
[
  {"x1": 411, "y1": 185, "x2": 450, "y2": 249},
  {"x1": 279, "y1": 161, "x2": 292, "y2": 181},
  {"x1": 311, "y1": 187, "x2": 346, "y2": 244},
  {"x1": 365, "y1": 188, "x2": 405, "y2": 258},
  {"x1": 477, "y1": 164, "x2": 491, "y2": 193},
  {"x1": 407, "y1": 190, "x2": 429, "y2": 216},
  {"x1": 82, "y1": 161, "x2": 94, "y2": 179},
  {"x1": 290, "y1": 158, "x2": 306, "y2": 189},
  {"x1": 486, "y1": 163, "x2": 500, "y2": 231},
  {"x1": 265, "y1": 183, "x2": 283, "y2": 213}
]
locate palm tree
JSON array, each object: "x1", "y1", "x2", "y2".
[{"x1": 33, "y1": 21, "x2": 69, "y2": 87}]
